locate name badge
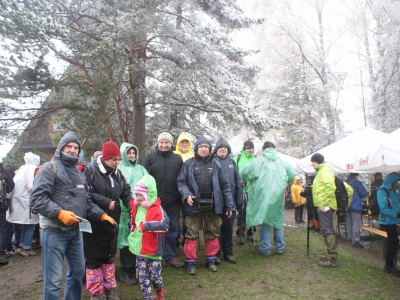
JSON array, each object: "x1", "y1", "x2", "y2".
[{"x1": 77, "y1": 185, "x2": 84, "y2": 188}]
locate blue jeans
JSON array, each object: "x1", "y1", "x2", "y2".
[
  {"x1": 259, "y1": 224, "x2": 285, "y2": 254},
  {"x1": 41, "y1": 227, "x2": 85, "y2": 300},
  {"x1": 162, "y1": 203, "x2": 180, "y2": 261},
  {"x1": 20, "y1": 224, "x2": 36, "y2": 250}
]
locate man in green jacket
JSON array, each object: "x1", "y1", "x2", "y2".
[
  {"x1": 310, "y1": 153, "x2": 338, "y2": 267},
  {"x1": 233, "y1": 140, "x2": 256, "y2": 244}
]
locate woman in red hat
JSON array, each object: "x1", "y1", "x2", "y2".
[{"x1": 83, "y1": 141, "x2": 134, "y2": 300}]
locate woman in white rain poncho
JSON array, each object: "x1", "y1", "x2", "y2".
[{"x1": 7, "y1": 152, "x2": 40, "y2": 256}]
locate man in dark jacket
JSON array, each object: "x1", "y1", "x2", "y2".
[
  {"x1": 30, "y1": 132, "x2": 116, "y2": 300},
  {"x1": 177, "y1": 137, "x2": 235, "y2": 275},
  {"x1": 371, "y1": 172, "x2": 383, "y2": 192},
  {"x1": 142, "y1": 132, "x2": 184, "y2": 268},
  {"x1": 346, "y1": 173, "x2": 368, "y2": 249},
  {"x1": 213, "y1": 137, "x2": 243, "y2": 264}
]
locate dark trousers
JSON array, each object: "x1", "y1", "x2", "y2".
[
  {"x1": 13, "y1": 223, "x2": 22, "y2": 249},
  {"x1": 86, "y1": 256, "x2": 115, "y2": 269},
  {"x1": 120, "y1": 246, "x2": 136, "y2": 270},
  {"x1": 0, "y1": 210, "x2": 6, "y2": 253},
  {"x1": 381, "y1": 224, "x2": 399, "y2": 267},
  {"x1": 294, "y1": 205, "x2": 305, "y2": 222},
  {"x1": 236, "y1": 192, "x2": 256, "y2": 237},
  {"x1": 218, "y1": 211, "x2": 234, "y2": 257}
]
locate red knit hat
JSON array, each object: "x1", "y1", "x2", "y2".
[{"x1": 102, "y1": 141, "x2": 121, "y2": 160}]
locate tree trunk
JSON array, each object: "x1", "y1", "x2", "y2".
[{"x1": 129, "y1": 39, "x2": 147, "y2": 160}]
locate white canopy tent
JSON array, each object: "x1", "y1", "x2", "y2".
[
  {"x1": 296, "y1": 127, "x2": 389, "y2": 174},
  {"x1": 353, "y1": 128, "x2": 400, "y2": 173},
  {"x1": 278, "y1": 152, "x2": 300, "y2": 170}
]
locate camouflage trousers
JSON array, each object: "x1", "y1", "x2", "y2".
[{"x1": 185, "y1": 211, "x2": 222, "y2": 240}]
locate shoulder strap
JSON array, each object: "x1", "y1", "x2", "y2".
[
  {"x1": 148, "y1": 151, "x2": 158, "y2": 174},
  {"x1": 236, "y1": 154, "x2": 241, "y2": 167},
  {"x1": 380, "y1": 187, "x2": 391, "y2": 208},
  {"x1": 51, "y1": 162, "x2": 57, "y2": 176}
]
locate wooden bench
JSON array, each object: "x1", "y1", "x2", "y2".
[{"x1": 360, "y1": 225, "x2": 399, "y2": 264}]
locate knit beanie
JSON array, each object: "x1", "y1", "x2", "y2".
[
  {"x1": 310, "y1": 153, "x2": 324, "y2": 164},
  {"x1": 158, "y1": 132, "x2": 173, "y2": 144},
  {"x1": 134, "y1": 182, "x2": 150, "y2": 208},
  {"x1": 243, "y1": 140, "x2": 254, "y2": 150},
  {"x1": 102, "y1": 141, "x2": 121, "y2": 161}
]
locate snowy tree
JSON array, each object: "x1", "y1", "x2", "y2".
[
  {"x1": 0, "y1": 0, "x2": 270, "y2": 156},
  {"x1": 245, "y1": 0, "x2": 346, "y2": 156},
  {"x1": 348, "y1": 0, "x2": 400, "y2": 133}
]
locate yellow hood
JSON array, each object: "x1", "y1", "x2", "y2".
[
  {"x1": 174, "y1": 131, "x2": 194, "y2": 162},
  {"x1": 293, "y1": 175, "x2": 301, "y2": 185}
]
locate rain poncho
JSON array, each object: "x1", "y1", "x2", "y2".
[
  {"x1": 290, "y1": 176, "x2": 306, "y2": 207},
  {"x1": 7, "y1": 152, "x2": 40, "y2": 224},
  {"x1": 240, "y1": 148, "x2": 295, "y2": 229},
  {"x1": 233, "y1": 150, "x2": 255, "y2": 192},
  {"x1": 174, "y1": 131, "x2": 194, "y2": 162},
  {"x1": 117, "y1": 143, "x2": 148, "y2": 249}
]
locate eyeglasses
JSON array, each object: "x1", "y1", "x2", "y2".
[{"x1": 109, "y1": 158, "x2": 122, "y2": 162}]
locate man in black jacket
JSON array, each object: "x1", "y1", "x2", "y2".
[
  {"x1": 177, "y1": 137, "x2": 235, "y2": 275},
  {"x1": 142, "y1": 132, "x2": 184, "y2": 268},
  {"x1": 213, "y1": 137, "x2": 243, "y2": 264},
  {"x1": 30, "y1": 131, "x2": 116, "y2": 300}
]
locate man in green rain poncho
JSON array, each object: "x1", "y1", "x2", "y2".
[
  {"x1": 240, "y1": 142, "x2": 295, "y2": 256},
  {"x1": 117, "y1": 143, "x2": 148, "y2": 285}
]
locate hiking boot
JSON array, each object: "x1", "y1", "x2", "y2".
[
  {"x1": 247, "y1": 234, "x2": 256, "y2": 242},
  {"x1": 155, "y1": 288, "x2": 166, "y2": 300},
  {"x1": 318, "y1": 258, "x2": 338, "y2": 267},
  {"x1": 319, "y1": 254, "x2": 328, "y2": 261},
  {"x1": 237, "y1": 235, "x2": 244, "y2": 245},
  {"x1": 314, "y1": 228, "x2": 320, "y2": 233},
  {"x1": 104, "y1": 289, "x2": 120, "y2": 300},
  {"x1": 19, "y1": 250, "x2": 29, "y2": 257},
  {"x1": 0, "y1": 256, "x2": 9, "y2": 265},
  {"x1": 27, "y1": 249, "x2": 37, "y2": 256},
  {"x1": 215, "y1": 256, "x2": 221, "y2": 265},
  {"x1": 186, "y1": 263, "x2": 196, "y2": 275},
  {"x1": 309, "y1": 225, "x2": 315, "y2": 230},
  {"x1": 206, "y1": 261, "x2": 217, "y2": 272},
  {"x1": 383, "y1": 265, "x2": 400, "y2": 277},
  {"x1": 300, "y1": 220, "x2": 305, "y2": 223},
  {"x1": 224, "y1": 255, "x2": 237, "y2": 264},
  {"x1": 276, "y1": 251, "x2": 285, "y2": 255},
  {"x1": 3, "y1": 251, "x2": 13, "y2": 259},
  {"x1": 253, "y1": 249, "x2": 271, "y2": 257},
  {"x1": 165, "y1": 259, "x2": 184, "y2": 268},
  {"x1": 351, "y1": 241, "x2": 364, "y2": 249},
  {"x1": 14, "y1": 248, "x2": 21, "y2": 254},
  {"x1": 90, "y1": 294, "x2": 105, "y2": 300},
  {"x1": 120, "y1": 268, "x2": 137, "y2": 285}
]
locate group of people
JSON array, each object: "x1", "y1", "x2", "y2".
[
  {"x1": 2, "y1": 130, "x2": 400, "y2": 300},
  {"x1": 19, "y1": 130, "x2": 287, "y2": 300}
]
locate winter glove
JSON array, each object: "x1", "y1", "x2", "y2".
[
  {"x1": 397, "y1": 212, "x2": 400, "y2": 218},
  {"x1": 100, "y1": 213, "x2": 117, "y2": 225},
  {"x1": 300, "y1": 191, "x2": 306, "y2": 198},
  {"x1": 57, "y1": 210, "x2": 79, "y2": 226}
]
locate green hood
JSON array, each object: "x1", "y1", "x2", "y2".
[
  {"x1": 117, "y1": 142, "x2": 148, "y2": 249},
  {"x1": 136, "y1": 175, "x2": 158, "y2": 205},
  {"x1": 262, "y1": 148, "x2": 277, "y2": 161}
]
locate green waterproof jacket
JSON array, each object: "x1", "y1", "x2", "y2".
[
  {"x1": 311, "y1": 163, "x2": 337, "y2": 210},
  {"x1": 117, "y1": 142, "x2": 148, "y2": 249},
  {"x1": 233, "y1": 150, "x2": 255, "y2": 191},
  {"x1": 240, "y1": 148, "x2": 295, "y2": 229}
]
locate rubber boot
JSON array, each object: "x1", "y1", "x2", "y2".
[
  {"x1": 155, "y1": 288, "x2": 167, "y2": 300},
  {"x1": 309, "y1": 218, "x2": 315, "y2": 230},
  {"x1": 314, "y1": 220, "x2": 320, "y2": 232}
]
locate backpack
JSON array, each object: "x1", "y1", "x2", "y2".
[
  {"x1": 334, "y1": 176, "x2": 349, "y2": 210},
  {"x1": 368, "y1": 188, "x2": 390, "y2": 216}
]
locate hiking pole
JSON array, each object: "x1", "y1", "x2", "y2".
[{"x1": 306, "y1": 191, "x2": 310, "y2": 256}]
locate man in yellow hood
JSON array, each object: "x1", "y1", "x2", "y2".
[
  {"x1": 290, "y1": 176, "x2": 306, "y2": 224},
  {"x1": 174, "y1": 132, "x2": 194, "y2": 162}
]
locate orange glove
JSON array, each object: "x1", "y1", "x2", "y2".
[
  {"x1": 100, "y1": 214, "x2": 117, "y2": 225},
  {"x1": 57, "y1": 210, "x2": 79, "y2": 225}
]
